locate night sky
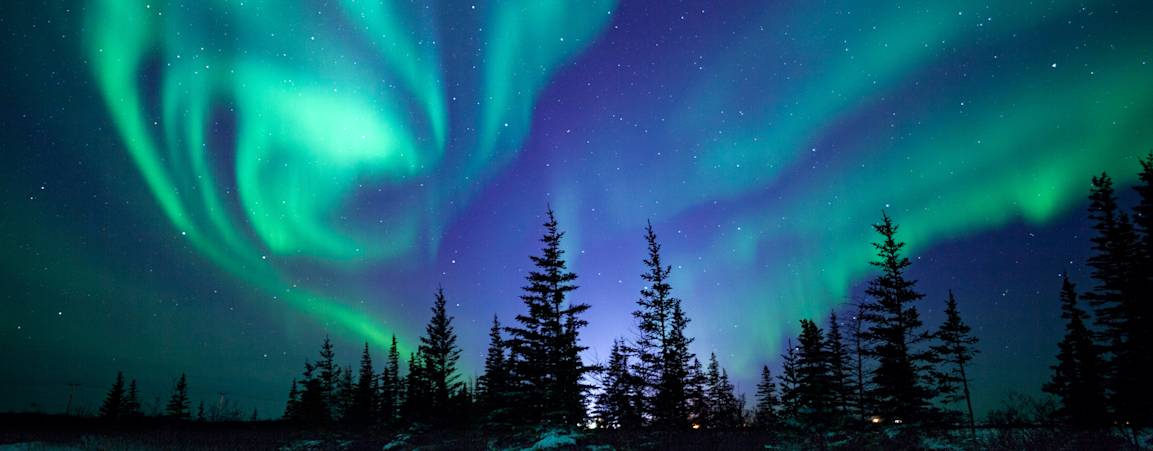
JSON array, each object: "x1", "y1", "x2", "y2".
[{"x1": 2, "y1": 0, "x2": 1152, "y2": 419}]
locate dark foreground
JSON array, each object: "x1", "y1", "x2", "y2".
[{"x1": 1, "y1": 414, "x2": 1147, "y2": 450}]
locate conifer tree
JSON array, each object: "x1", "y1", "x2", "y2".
[
  {"x1": 402, "y1": 351, "x2": 429, "y2": 423},
  {"x1": 1132, "y1": 153, "x2": 1153, "y2": 426},
  {"x1": 685, "y1": 357, "x2": 708, "y2": 428},
  {"x1": 1043, "y1": 275, "x2": 1108, "y2": 428},
  {"x1": 826, "y1": 311, "x2": 852, "y2": 419},
  {"x1": 860, "y1": 212, "x2": 935, "y2": 422},
  {"x1": 99, "y1": 371, "x2": 126, "y2": 420},
  {"x1": 284, "y1": 378, "x2": 300, "y2": 420},
  {"x1": 378, "y1": 335, "x2": 401, "y2": 425},
  {"x1": 197, "y1": 400, "x2": 206, "y2": 422},
  {"x1": 418, "y1": 287, "x2": 463, "y2": 425},
  {"x1": 754, "y1": 365, "x2": 778, "y2": 429},
  {"x1": 930, "y1": 290, "x2": 980, "y2": 430},
  {"x1": 704, "y1": 353, "x2": 741, "y2": 428},
  {"x1": 1084, "y1": 173, "x2": 1144, "y2": 426},
  {"x1": 296, "y1": 361, "x2": 329, "y2": 425},
  {"x1": 595, "y1": 339, "x2": 642, "y2": 429},
  {"x1": 349, "y1": 343, "x2": 376, "y2": 426},
  {"x1": 315, "y1": 336, "x2": 342, "y2": 419},
  {"x1": 795, "y1": 319, "x2": 834, "y2": 427},
  {"x1": 124, "y1": 379, "x2": 142, "y2": 418},
  {"x1": 165, "y1": 373, "x2": 191, "y2": 419},
  {"x1": 778, "y1": 339, "x2": 800, "y2": 421},
  {"x1": 478, "y1": 315, "x2": 510, "y2": 427},
  {"x1": 504, "y1": 207, "x2": 592, "y2": 427},
  {"x1": 631, "y1": 222, "x2": 695, "y2": 428},
  {"x1": 336, "y1": 365, "x2": 354, "y2": 422},
  {"x1": 850, "y1": 303, "x2": 869, "y2": 419}
]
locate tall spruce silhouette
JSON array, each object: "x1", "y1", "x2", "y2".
[
  {"x1": 165, "y1": 373, "x2": 190, "y2": 419},
  {"x1": 778, "y1": 339, "x2": 800, "y2": 421},
  {"x1": 930, "y1": 290, "x2": 980, "y2": 431},
  {"x1": 704, "y1": 352, "x2": 742, "y2": 428},
  {"x1": 826, "y1": 311, "x2": 852, "y2": 420},
  {"x1": 124, "y1": 379, "x2": 142, "y2": 418},
  {"x1": 284, "y1": 378, "x2": 300, "y2": 420},
  {"x1": 378, "y1": 334, "x2": 402, "y2": 425},
  {"x1": 860, "y1": 212, "x2": 935, "y2": 422},
  {"x1": 504, "y1": 207, "x2": 592, "y2": 427},
  {"x1": 795, "y1": 319, "x2": 834, "y2": 427},
  {"x1": 1084, "y1": 173, "x2": 1143, "y2": 426},
  {"x1": 753, "y1": 365, "x2": 779, "y2": 429},
  {"x1": 99, "y1": 371, "x2": 127, "y2": 420},
  {"x1": 417, "y1": 287, "x2": 463, "y2": 425},
  {"x1": 478, "y1": 315, "x2": 510, "y2": 427},
  {"x1": 1129, "y1": 153, "x2": 1153, "y2": 427},
  {"x1": 1043, "y1": 274, "x2": 1107, "y2": 428},
  {"x1": 349, "y1": 343, "x2": 376, "y2": 426},
  {"x1": 595, "y1": 339, "x2": 642, "y2": 429},
  {"x1": 631, "y1": 221, "x2": 694, "y2": 428}
]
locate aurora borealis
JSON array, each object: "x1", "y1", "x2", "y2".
[{"x1": 2, "y1": 0, "x2": 1152, "y2": 418}]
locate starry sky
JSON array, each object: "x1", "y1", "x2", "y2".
[{"x1": 1, "y1": 0, "x2": 1151, "y2": 418}]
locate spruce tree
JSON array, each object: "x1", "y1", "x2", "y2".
[
  {"x1": 124, "y1": 379, "x2": 142, "y2": 418},
  {"x1": 418, "y1": 287, "x2": 464, "y2": 425},
  {"x1": 1084, "y1": 173, "x2": 1145, "y2": 426},
  {"x1": 1128, "y1": 154, "x2": 1153, "y2": 427},
  {"x1": 99, "y1": 371, "x2": 126, "y2": 420},
  {"x1": 297, "y1": 361, "x2": 329, "y2": 425},
  {"x1": 704, "y1": 353, "x2": 741, "y2": 428},
  {"x1": 285, "y1": 378, "x2": 300, "y2": 421},
  {"x1": 315, "y1": 336, "x2": 342, "y2": 419},
  {"x1": 930, "y1": 290, "x2": 980, "y2": 431},
  {"x1": 165, "y1": 373, "x2": 190, "y2": 419},
  {"x1": 379, "y1": 335, "x2": 401, "y2": 425},
  {"x1": 197, "y1": 400, "x2": 206, "y2": 421},
  {"x1": 631, "y1": 222, "x2": 694, "y2": 428},
  {"x1": 826, "y1": 312, "x2": 852, "y2": 420},
  {"x1": 1043, "y1": 275, "x2": 1108, "y2": 428},
  {"x1": 778, "y1": 339, "x2": 800, "y2": 422},
  {"x1": 685, "y1": 357, "x2": 708, "y2": 428},
  {"x1": 795, "y1": 319, "x2": 834, "y2": 428},
  {"x1": 754, "y1": 365, "x2": 779, "y2": 429},
  {"x1": 504, "y1": 207, "x2": 592, "y2": 427},
  {"x1": 349, "y1": 343, "x2": 376, "y2": 426},
  {"x1": 595, "y1": 339, "x2": 642, "y2": 429},
  {"x1": 402, "y1": 351, "x2": 429, "y2": 423},
  {"x1": 860, "y1": 212, "x2": 935, "y2": 423},
  {"x1": 850, "y1": 303, "x2": 869, "y2": 420},
  {"x1": 478, "y1": 315, "x2": 510, "y2": 427},
  {"x1": 336, "y1": 365, "x2": 354, "y2": 422}
]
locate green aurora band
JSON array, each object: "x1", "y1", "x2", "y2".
[{"x1": 85, "y1": 0, "x2": 616, "y2": 349}]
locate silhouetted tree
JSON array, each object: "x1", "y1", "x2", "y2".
[
  {"x1": 418, "y1": 287, "x2": 464, "y2": 426},
  {"x1": 315, "y1": 336, "x2": 342, "y2": 419},
  {"x1": 631, "y1": 222, "x2": 695, "y2": 429},
  {"x1": 197, "y1": 400, "x2": 206, "y2": 422},
  {"x1": 826, "y1": 311, "x2": 853, "y2": 421},
  {"x1": 478, "y1": 315, "x2": 510, "y2": 428},
  {"x1": 296, "y1": 361, "x2": 329, "y2": 425},
  {"x1": 595, "y1": 339, "x2": 643, "y2": 429},
  {"x1": 930, "y1": 290, "x2": 980, "y2": 431},
  {"x1": 1043, "y1": 275, "x2": 1108, "y2": 428},
  {"x1": 778, "y1": 339, "x2": 800, "y2": 422},
  {"x1": 99, "y1": 371, "x2": 126, "y2": 420},
  {"x1": 860, "y1": 212, "x2": 935, "y2": 422},
  {"x1": 754, "y1": 365, "x2": 779, "y2": 429},
  {"x1": 1132, "y1": 153, "x2": 1153, "y2": 426},
  {"x1": 165, "y1": 373, "x2": 190, "y2": 419},
  {"x1": 124, "y1": 379, "x2": 142, "y2": 418},
  {"x1": 504, "y1": 207, "x2": 592, "y2": 427},
  {"x1": 348, "y1": 343, "x2": 376, "y2": 426},
  {"x1": 850, "y1": 302, "x2": 870, "y2": 420},
  {"x1": 378, "y1": 335, "x2": 401, "y2": 426},
  {"x1": 795, "y1": 319, "x2": 834, "y2": 428},
  {"x1": 336, "y1": 365, "x2": 354, "y2": 421},
  {"x1": 704, "y1": 353, "x2": 742, "y2": 428},
  {"x1": 284, "y1": 378, "x2": 299, "y2": 420},
  {"x1": 402, "y1": 351, "x2": 429, "y2": 423},
  {"x1": 685, "y1": 357, "x2": 708, "y2": 428},
  {"x1": 1084, "y1": 173, "x2": 1144, "y2": 426}
]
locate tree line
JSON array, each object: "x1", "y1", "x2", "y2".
[{"x1": 91, "y1": 153, "x2": 1152, "y2": 441}]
